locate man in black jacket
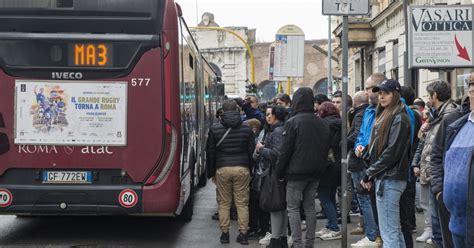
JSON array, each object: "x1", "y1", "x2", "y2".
[
  {"x1": 206, "y1": 99, "x2": 255, "y2": 245},
  {"x1": 276, "y1": 87, "x2": 331, "y2": 248}
]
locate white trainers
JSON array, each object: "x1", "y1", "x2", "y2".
[
  {"x1": 315, "y1": 227, "x2": 330, "y2": 238},
  {"x1": 287, "y1": 235, "x2": 293, "y2": 247},
  {"x1": 351, "y1": 237, "x2": 381, "y2": 247},
  {"x1": 258, "y1": 232, "x2": 272, "y2": 245},
  {"x1": 320, "y1": 230, "x2": 342, "y2": 240},
  {"x1": 416, "y1": 229, "x2": 432, "y2": 242}
]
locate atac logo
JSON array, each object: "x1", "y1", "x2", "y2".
[{"x1": 18, "y1": 145, "x2": 113, "y2": 155}]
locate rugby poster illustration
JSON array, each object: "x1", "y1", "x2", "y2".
[{"x1": 14, "y1": 81, "x2": 127, "y2": 146}]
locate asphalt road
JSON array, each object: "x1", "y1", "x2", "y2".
[{"x1": 0, "y1": 183, "x2": 429, "y2": 247}]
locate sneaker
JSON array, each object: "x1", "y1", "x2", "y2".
[
  {"x1": 259, "y1": 232, "x2": 272, "y2": 245},
  {"x1": 426, "y1": 238, "x2": 433, "y2": 244},
  {"x1": 220, "y1": 232, "x2": 229, "y2": 244},
  {"x1": 287, "y1": 236, "x2": 293, "y2": 247},
  {"x1": 320, "y1": 230, "x2": 342, "y2": 241},
  {"x1": 424, "y1": 241, "x2": 439, "y2": 248},
  {"x1": 416, "y1": 229, "x2": 432, "y2": 242},
  {"x1": 315, "y1": 227, "x2": 330, "y2": 238},
  {"x1": 236, "y1": 232, "x2": 249, "y2": 245},
  {"x1": 350, "y1": 226, "x2": 365, "y2": 235},
  {"x1": 351, "y1": 237, "x2": 380, "y2": 247},
  {"x1": 301, "y1": 220, "x2": 307, "y2": 231},
  {"x1": 211, "y1": 212, "x2": 219, "y2": 220}
]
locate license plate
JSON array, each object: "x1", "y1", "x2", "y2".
[{"x1": 42, "y1": 171, "x2": 92, "y2": 184}]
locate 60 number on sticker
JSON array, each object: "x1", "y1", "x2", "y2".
[{"x1": 118, "y1": 189, "x2": 138, "y2": 208}]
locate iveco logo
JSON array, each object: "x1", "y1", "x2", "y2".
[{"x1": 52, "y1": 72, "x2": 83, "y2": 80}]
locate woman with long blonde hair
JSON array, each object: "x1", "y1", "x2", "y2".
[{"x1": 360, "y1": 79, "x2": 412, "y2": 248}]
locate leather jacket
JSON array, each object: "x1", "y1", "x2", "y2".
[{"x1": 366, "y1": 106, "x2": 412, "y2": 181}]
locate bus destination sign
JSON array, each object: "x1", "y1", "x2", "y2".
[{"x1": 68, "y1": 43, "x2": 113, "y2": 67}]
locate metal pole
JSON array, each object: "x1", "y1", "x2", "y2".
[
  {"x1": 328, "y1": 15, "x2": 332, "y2": 95},
  {"x1": 287, "y1": 77, "x2": 291, "y2": 94},
  {"x1": 341, "y1": 15, "x2": 349, "y2": 248},
  {"x1": 403, "y1": 0, "x2": 412, "y2": 89},
  {"x1": 439, "y1": 70, "x2": 446, "y2": 81}
]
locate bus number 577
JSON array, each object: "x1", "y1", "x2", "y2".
[{"x1": 131, "y1": 78, "x2": 150, "y2": 87}]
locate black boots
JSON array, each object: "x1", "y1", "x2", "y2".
[
  {"x1": 220, "y1": 232, "x2": 229, "y2": 244},
  {"x1": 267, "y1": 238, "x2": 282, "y2": 248},
  {"x1": 280, "y1": 236, "x2": 289, "y2": 248},
  {"x1": 236, "y1": 232, "x2": 249, "y2": 245}
]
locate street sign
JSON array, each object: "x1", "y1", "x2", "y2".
[
  {"x1": 273, "y1": 25, "x2": 305, "y2": 78},
  {"x1": 409, "y1": 5, "x2": 474, "y2": 68},
  {"x1": 322, "y1": 0, "x2": 369, "y2": 16}
]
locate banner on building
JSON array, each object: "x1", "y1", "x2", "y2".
[
  {"x1": 409, "y1": 5, "x2": 474, "y2": 68},
  {"x1": 14, "y1": 80, "x2": 127, "y2": 146}
]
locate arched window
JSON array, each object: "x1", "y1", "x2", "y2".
[{"x1": 313, "y1": 78, "x2": 329, "y2": 95}]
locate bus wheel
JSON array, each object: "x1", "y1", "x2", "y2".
[{"x1": 178, "y1": 187, "x2": 194, "y2": 221}]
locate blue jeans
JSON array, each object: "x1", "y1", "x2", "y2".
[
  {"x1": 429, "y1": 186, "x2": 443, "y2": 247},
  {"x1": 318, "y1": 185, "x2": 339, "y2": 231},
  {"x1": 452, "y1": 233, "x2": 466, "y2": 248},
  {"x1": 287, "y1": 179, "x2": 319, "y2": 248},
  {"x1": 351, "y1": 170, "x2": 379, "y2": 241},
  {"x1": 375, "y1": 179, "x2": 406, "y2": 248}
]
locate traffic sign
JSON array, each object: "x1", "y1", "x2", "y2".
[
  {"x1": 409, "y1": 5, "x2": 474, "y2": 68},
  {"x1": 322, "y1": 0, "x2": 369, "y2": 16},
  {"x1": 118, "y1": 189, "x2": 138, "y2": 208},
  {"x1": 0, "y1": 188, "x2": 12, "y2": 207}
]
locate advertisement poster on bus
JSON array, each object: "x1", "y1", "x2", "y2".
[
  {"x1": 409, "y1": 5, "x2": 474, "y2": 68},
  {"x1": 14, "y1": 81, "x2": 127, "y2": 146}
]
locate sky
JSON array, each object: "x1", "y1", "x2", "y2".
[{"x1": 177, "y1": 0, "x2": 330, "y2": 42}]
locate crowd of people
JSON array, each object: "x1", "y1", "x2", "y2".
[{"x1": 205, "y1": 72, "x2": 474, "y2": 248}]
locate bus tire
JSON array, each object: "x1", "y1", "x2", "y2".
[{"x1": 178, "y1": 187, "x2": 194, "y2": 221}]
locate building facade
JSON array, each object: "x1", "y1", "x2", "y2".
[{"x1": 192, "y1": 13, "x2": 338, "y2": 100}]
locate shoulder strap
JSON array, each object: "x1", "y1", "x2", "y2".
[{"x1": 216, "y1": 127, "x2": 232, "y2": 147}]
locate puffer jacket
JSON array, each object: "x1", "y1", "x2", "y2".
[
  {"x1": 366, "y1": 105, "x2": 412, "y2": 181},
  {"x1": 276, "y1": 87, "x2": 331, "y2": 181},
  {"x1": 412, "y1": 100, "x2": 458, "y2": 185},
  {"x1": 206, "y1": 111, "x2": 255, "y2": 178}
]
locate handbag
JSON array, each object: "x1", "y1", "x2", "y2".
[{"x1": 259, "y1": 165, "x2": 286, "y2": 212}]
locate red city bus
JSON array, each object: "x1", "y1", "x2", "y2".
[{"x1": 0, "y1": 0, "x2": 223, "y2": 220}]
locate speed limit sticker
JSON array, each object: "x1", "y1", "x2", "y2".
[
  {"x1": 118, "y1": 189, "x2": 138, "y2": 208},
  {"x1": 0, "y1": 188, "x2": 12, "y2": 207}
]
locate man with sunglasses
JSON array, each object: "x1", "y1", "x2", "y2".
[{"x1": 350, "y1": 72, "x2": 386, "y2": 247}]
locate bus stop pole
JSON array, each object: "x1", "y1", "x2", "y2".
[{"x1": 341, "y1": 15, "x2": 349, "y2": 248}]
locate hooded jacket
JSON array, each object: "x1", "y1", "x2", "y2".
[
  {"x1": 206, "y1": 111, "x2": 255, "y2": 178},
  {"x1": 276, "y1": 87, "x2": 331, "y2": 181}
]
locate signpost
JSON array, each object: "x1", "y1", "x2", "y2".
[
  {"x1": 323, "y1": 0, "x2": 369, "y2": 247},
  {"x1": 408, "y1": 5, "x2": 474, "y2": 68},
  {"x1": 273, "y1": 25, "x2": 305, "y2": 94}
]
